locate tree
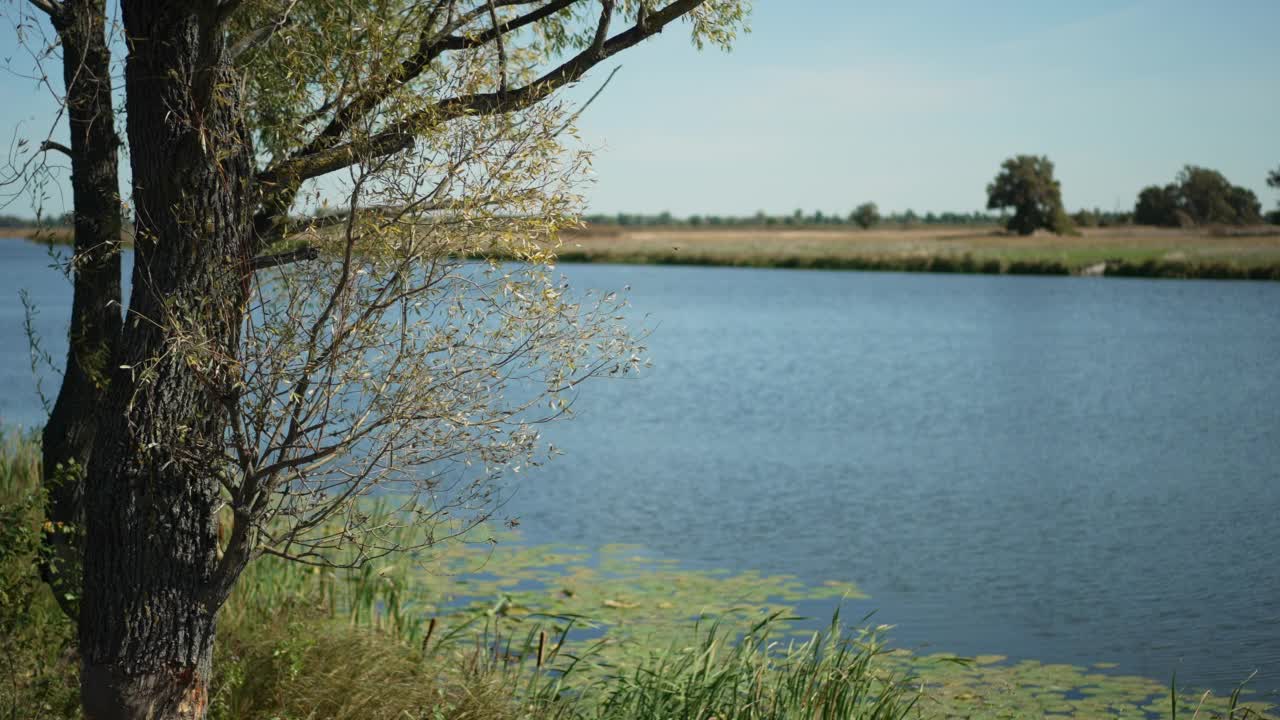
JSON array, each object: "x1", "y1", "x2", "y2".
[
  {"x1": 19, "y1": 0, "x2": 127, "y2": 624},
  {"x1": 1176, "y1": 166, "x2": 1260, "y2": 225},
  {"x1": 1268, "y1": 166, "x2": 1280, "y2": 224},
  {"x1": 985, "y1": 155, "x2": 1072, "y2": 235},
  {"x1": 1134, "y1": 184, "x2": 1182, "y2": 227},
  {"x1": 6, "y1": 1, "x2": 748, "y2": 717},
  {"x1": 851, "y1": 202, "x2": 879, "y2": 229},
  {"x1": 1071, "y1": 208, "x2": 1100, "y2": 228},
  {"x1": 1133, "y1": 166, "x2": 1262, "y2": 226}
]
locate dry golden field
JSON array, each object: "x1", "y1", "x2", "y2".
[{"x1": 556, "y1": 224, "x2": 1280, "y2": 275}]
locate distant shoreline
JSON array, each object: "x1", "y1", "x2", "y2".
[
  {"x1": 551, "y1": 249, "x2": 1280, "y2": 281},
  {"x1": 1, "y1": 227, "x2": 75, "y2": 245},
  {"x1": 555, "y1": 225, "x2": 1280, "y2": 281},
  {"x1": 8, "y1": 224, "x2": 1280, "y2": 281}
]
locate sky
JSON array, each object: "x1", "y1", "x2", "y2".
[
  {"x1": 2, "y1": 0, "x2": 1278, "y2": 218},
  {"x1": 565, "y1": 0, "x2": 1280, "y2": 216}
]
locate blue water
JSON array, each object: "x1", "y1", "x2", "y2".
[{"x1": 3, "y1": 238, "x2": 1279, "y2": 700}]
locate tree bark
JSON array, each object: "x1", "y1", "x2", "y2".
[
  {"x1": 40, "y1": 0, "x2": 123, "y2": 621},
  {"x1": 79, "y1": 3, "x2": 253, "y2": 718}
]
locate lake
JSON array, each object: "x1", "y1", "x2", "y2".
[{"x1": 2, "y1": 238, "x2": 1278, "y2": 701}]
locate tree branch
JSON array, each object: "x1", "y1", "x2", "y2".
[
  {"x1": 486, "y1": 0, "x2": 508, "y2": 94},
  {"x1": 27, "y1": 0, "x2": 61, "y2": 20},
  {"x1": 272, "y1": 0, "x2": 702, "y2": 185},
  {"x1": 252, "y1": 245, "x2": 319, "y2": 270},
  {"x1": 251, "y1": 0, "x2": 704, "y2": 246},
  {"x1": 299, "y1": 0, "x2": 575, "y2": 160},
  {"x1": 39, "y1": 140, "x2": 73, "y2": 158},
  {"x1": 228, "y1": 0, "x2": 301, "y2": 62},
  {"x1": 590, "y1": 0, "x2": 615, "y2": 57}
]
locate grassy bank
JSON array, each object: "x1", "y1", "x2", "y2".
[
  {"x1": 2, "y1": 226, "x2": 75, "y2": 245},
  {"x1": 3, "y1": 432, "x2": 1275, "y2": 719},
  {"x1": 555, "y1": 225, "x2": 1280, "y2": 280},
  {"x1": 9, "y1": 223, "x2": 1280, "y2": 281},
  {"x1": 0, "y1": 430, "x2": 915, "y2": 720}
]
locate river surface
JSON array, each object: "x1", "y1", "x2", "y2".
[{"x1": 2, "y1": 238, "x2": 1278, "y2": 700}]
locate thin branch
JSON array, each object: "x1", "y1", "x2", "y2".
[
  {"x1": 252, "y1": 245, "x2": 319, "y2": 270},
  {"x1": 590, "y1": 0, "x2": 615, "y2": 57},
  {"x1": 552, "y1": 63, "x2": 620, "y2": 137},
  {"x1": 27, "y1": 0, "x2": 61, "y2": 20},
  {"x1": 485, "y1": 0, "x2": 508, "y2": 94},
  {"x1": 38, "y1": 140, "x2": 73, "y2": 158},
  {"x1": 228, "y1": 0, "x2": 301, "y2": 62}
]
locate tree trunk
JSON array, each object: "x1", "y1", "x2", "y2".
[
  {"x1": 79, "y1": 4, "x2": 253, "y2": 718},
  {"x1": 41, "y1": 0, "x2": 123, "y2": 620}
]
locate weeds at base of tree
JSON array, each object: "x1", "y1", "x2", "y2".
[{"x1": 3, "y1": 432, "x2": 918, "y2": 720}]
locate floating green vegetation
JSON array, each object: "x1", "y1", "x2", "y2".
[
  {"x1": 234, "y1": 532, "x2": 1278, "y2": 719},
  {"x1": 396, "y1": 538, "x2": 868, "y2": 668},
  {"x1": 899, "y1": 652, "x2": 1275, "y2": 719}
]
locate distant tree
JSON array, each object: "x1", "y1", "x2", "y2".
[
  {"x1": 852, "y1": 202, "x2": 880, "y2": 229},
  {"x1": 1134, "y1": 185, "x2": 1182, "y2": 226},
  {"x1": 1178, "y1": 166, "x2": 1261, "y2": 224},
  {"x1": 1072, "y1": 208, "x2": 1100, "y2": 228},
  {"x1": 1268, "y1": 167, "x2": 1280, "y2": 224},
  {"x1": 901, "y1": 209, "x2": 918, "y2": 227},
  {"x1": 1134, "y1": 166, "x2": 1262, "y2": 226},
  {"x1": 985, "y1": 155, "x2": 1072, "y2": 235},
  {"x1": 1226, "y1": 185, "x2": 1262, "y2": 224}
]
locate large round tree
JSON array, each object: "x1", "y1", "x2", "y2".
[{"x1": 985, "y1": 154, "x2": 1072, "y2": 235}]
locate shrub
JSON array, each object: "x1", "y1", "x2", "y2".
[{"x1": 0, "y1": 432, "x2": 80, "y2": 720}]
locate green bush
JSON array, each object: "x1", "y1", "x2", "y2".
[{"x1": 0, "y1": 432, "x2": 81, "y2": 720}]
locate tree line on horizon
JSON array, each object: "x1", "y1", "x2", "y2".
[
  {"x1": 584, "y1": 162, "x2": 1280, "y2": 234},
  {"x1": 7, "y1": 164, "x2": 1279, "y2": 238},
  {"x1": 583, "y1": 207, "x2": 1006, "y2": 229},
  {"x1": 988, "y1": 157, "x2": 1279, "y2": 235}
]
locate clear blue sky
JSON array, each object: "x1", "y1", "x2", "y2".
[{"x1": 2, "y1": 0, "x2": 1278, "y2": 218}]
